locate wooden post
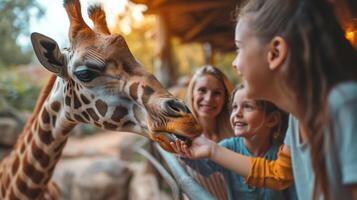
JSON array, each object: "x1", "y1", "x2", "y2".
[
  {"x1": 203, "y1": 42, "x2": 215, "y2": 65},
  {"x1": 154, "y1": 13, "x2": 177, "y2": 87}
]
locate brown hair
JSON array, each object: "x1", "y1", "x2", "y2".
[
  {"x1": 185, "y1": 65, "x2": 234, "y2": 140},
  {"x1": 238, "y1": 0, "x2": 357, "y2": 199},
  {"x1": 231, "y1": 84, "x2": 288, "y2": 144}
]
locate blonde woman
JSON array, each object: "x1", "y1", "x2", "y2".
[
  {"x1": 185, "y1": 65, "x2": 233, "y2": 142},
  {"x1": 182, "y1": 65, "x2": 233, "y2": 200}
]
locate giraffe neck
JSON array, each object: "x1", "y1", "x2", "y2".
[{"x1": 0, "y1": 79, "x2": 76, "y2": 200}]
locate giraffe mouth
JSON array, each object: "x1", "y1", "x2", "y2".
[
  {"x1": 167, "y1": 133, "x2": 192, "y2": 145},
  {"x1": 152, "y1": 132, "x2": 192, "y2": 151}
]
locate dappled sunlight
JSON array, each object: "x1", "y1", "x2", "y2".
[
  {"x1": 110, "y1": 1, "x2": 147, "y2": 35},
  {"x1": 344, "y1": 18, "x2": 357, "y2": 48}
]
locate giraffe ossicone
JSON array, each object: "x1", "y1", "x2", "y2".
[{"x1": 0, "y1": 0, "x2": 201, "y2": 199}]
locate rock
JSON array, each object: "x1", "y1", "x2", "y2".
[
  {"x1": 129, "y1": 162, "x2": 161, "y2": 200},
  {"x1": 72, "y1": 157, "x2": 132, "y2": 200},
  {"x1": 53, "y1": 156, "x2": 132, "y2": 200}
]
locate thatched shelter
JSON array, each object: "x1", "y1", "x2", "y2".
[{"x1": 129, "y1": 0, "x2": 357, "y2": 86}]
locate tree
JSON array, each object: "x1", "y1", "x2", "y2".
[{"x1": 0, "y1": 0, "x2": 44, "y2": 68}]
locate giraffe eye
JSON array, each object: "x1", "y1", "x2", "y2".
[{"x1": 74, "y1": 69, "x2": 98, "y2": 82}]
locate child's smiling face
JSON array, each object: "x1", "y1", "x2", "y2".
[{"x1": 230, "y1": 89, "x2": 271, "y2": 138}]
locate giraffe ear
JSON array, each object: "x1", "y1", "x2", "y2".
[{"x1": 31, "y1": 32, "x2": 65, "y2": 77}]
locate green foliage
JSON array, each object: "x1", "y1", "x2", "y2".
[
  {"x1": 113, "y1": 15, "x2": 157, "y2": 73},
  {"x1": 0, "y1": 73, "x2": 41, "y2": 111},
  {"x1": 0, "y1": 0, "x2": 44, "y2": 68}
]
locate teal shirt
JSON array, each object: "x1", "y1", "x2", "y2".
[
  {"x1": 285, "y1": 82, "x2": 357, "y2": 199},
  {"x1": 184, "y1": 137, "x2": 297, "y2": 200}
]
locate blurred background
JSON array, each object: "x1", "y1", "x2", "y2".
[{"x1": 0, "y1": 0, "x2": 356, "y2": 199}]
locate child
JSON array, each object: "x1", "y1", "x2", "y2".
[
  {"x1": 172, "y1": 0, "x2": 357, "y2": 199},
  {"x1": 173, "y1": 85, "x2": 296, "y2": 200}
]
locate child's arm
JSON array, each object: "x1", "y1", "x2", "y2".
[
  {"x1": 245, "y1": 145, "x2": 293, "y2": 189},
  {"x1": 171, "y1": 138, "x2": 293, "y2": 190}
]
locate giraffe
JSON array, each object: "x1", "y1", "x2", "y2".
[{"x1": 0, "y1": 0, "x2": 202, "y2": 199}]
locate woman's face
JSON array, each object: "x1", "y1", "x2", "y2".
[
  {"x1": 193, "y1": 74, "x2": 226, "y2": 120},
  {"x1": 232, "y1": 18, "x2": 272, "y2": 100},
  {"x1": 230, "y1": 89, "x2": 271, "y2": 138}
]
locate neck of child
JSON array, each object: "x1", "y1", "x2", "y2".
[
  {"x1": 243, "y1": 132, "x2": 272, "y2": 157},
  {"x1": 267, "y1": 82, "x2": 301, "y2": 118},
  {"x1": 199, "y1": 117, "x2": 219, "y2": 142}
]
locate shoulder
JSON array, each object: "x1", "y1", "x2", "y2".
[
  {"x1": 284, "y1": 115, "x2": 298, "y2": 146},
  {"x1": 328, "y1": 82, "x2": 357, "y2": 113}
]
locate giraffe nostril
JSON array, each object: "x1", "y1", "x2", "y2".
[{"x1": 163, "y1": 99, "x2": 190, "y2": 117}]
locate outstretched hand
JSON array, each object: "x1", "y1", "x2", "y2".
[{"x1": 170, "y1": 136, "x2": 216, "y2": 160}]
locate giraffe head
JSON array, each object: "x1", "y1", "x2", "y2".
[{"x1": 30, "y1": 0, "x2": 201, "y2": 152}]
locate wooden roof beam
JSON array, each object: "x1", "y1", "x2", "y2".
[
  {"x1": 145, "y1": 1, "x2": 230, "y2": 14},
  {"x1": 183, "y1": 11, "x2": 221, "y2": 42},
  {"x1": 191, "y1": 32, "x2": 233, "y2": 43}
]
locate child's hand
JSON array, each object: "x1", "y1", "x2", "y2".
[{"x1": 170, "y1": 136, "x2": 216, "y2": 160}]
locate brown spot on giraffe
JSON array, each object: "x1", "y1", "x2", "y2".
[
  {"x1": 65, "y1": 96, "x2": 71, "y2": 106},
  {"x1": 41, "y1": 108, "x2": 50, "y2": 124},
  {"x1": 86, "y1": 108, "x2": 99, "y2": 121},
  {"x1": 20, "y1": 142, "x2": 26, "y2": 154},
  {"x1": 51, "y1": 115, "x2": 57, "y2": 127},
  {"x1": 73, "y1": 92, "x2": 81, "y2": 109},
  {"x1": 95, "y1": 99, "x2": 108, "y2": 117},
  {"x1": 11, "y1": 156, "x2": 19, "y2": 176},
  {"x1": 123, "y1": 120, "x2": 135, "y2": 128},
  {"x1": 111, "y1": 106, "x2": 128, "y2": 122},
  {"x1": 23, "y1": 154, "x2": 44, "y2": 184},
  {"x1": 129, "y1": 82, "x2": 139, "y2": 101},
  {"x1": 1, "y1": 186, "x2": 5, "y2": 198},
  {"x1": 31, "y1": 143, "x2": 50, "y2": 168},
  {"x1": 103, "y1": 122, "x2": 118, "y2": 130},
  {"x1": 50, "y1": 101, "x2": 61, "y2": 112},
  {"x1": 16, "y1": 177, "x2": 42, "y2": 199},
  {"x1": 9, "y1": 188, "x2": 20, "y2": 200},
  {"x1": 80, "y1": 94, "x2": 90, "y2": 104},
  {"x1": 81, "y1": 111, "x2": 90, "y2": 121},
  {"x1": 65, "y1": 112, "x2": 74, "y2": 122},
  {"x1": 74, "y1": 114, "x2": 86, "y2": 123},
  {"x1": 38, "y1": 126, "x2": 54, "y2": 145},
  {"x1": 4, "y1": 174, "x2": 10, "y2": 187},
  {"x1": 94, "y1": 122, "x2": 101, "y2": 127}
]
